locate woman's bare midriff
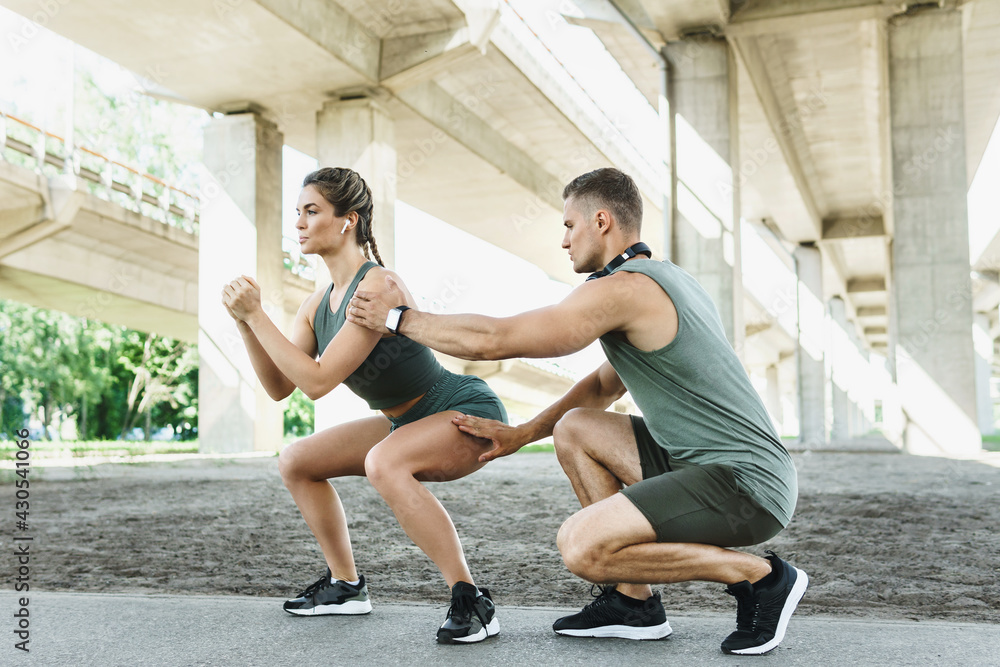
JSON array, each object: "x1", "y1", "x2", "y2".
[{"x1": 380, "y1": 392, "x2": 425, "y2": 419}]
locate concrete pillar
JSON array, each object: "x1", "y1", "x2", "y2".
[
  {"x1": 199, "y1": 112, "x2": 285, "y2": 453},
  {"x1": 313, "y1": 96, "x2": 398, "y2": 432},
  {"x1": 316, "y1": 96, "x2": 397, "y2": 270},
  {"x1": 765, "y1": 363, "x2": 783, "y2": 433},
  {"x1": 828, "y1": 296, "x2": 851, "y2": 442},
  {"x1": 974, "y1": 312, "x2": 994, "y2": 435},
  {"x1": 888, "y1": 8, "x2": 980, "y2": 457},
  {"x1": 666, "y1": 37, "x2": 743, "y2": 350},
  {"x1": 795, "y1": 244, "x2": 826, "y2": 447},
  {"x1": 846, "y1": 323, "x2": 876, "y2": 436}
]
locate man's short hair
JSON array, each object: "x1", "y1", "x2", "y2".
[{"x1": 562, "y1": 168, "x2": 643, "y2": 234}]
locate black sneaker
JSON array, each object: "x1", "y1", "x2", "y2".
[
  {"x1": 282, "y1": 569, "x2": 372, "y2": 616},
  {"x1": 436, "y1": 582, "x2": 500, "y2": 644},
  {"x1": 553, "y1": 585, "x2": 672, "y2": 640},
  {"x1": 721, "y1": 551, "x2": 809, "y2": 655}
]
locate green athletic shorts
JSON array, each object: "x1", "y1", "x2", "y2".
[
  {"x1": 620, "y1": 415, "x2": 783, "y2": 547},
  {"x1": 387, "y1": 369, "x2": 508, "y2": 432}
]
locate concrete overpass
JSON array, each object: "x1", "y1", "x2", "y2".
[
  {"x1": 2, "y1": 0, "x2": 998, "y2": 457},
  {"x1": 569, "y1": 0, "x2": 1000, "y2": 456},
  {"x1": 0, "y1": 113, "x2": 203, "y2": 343}
]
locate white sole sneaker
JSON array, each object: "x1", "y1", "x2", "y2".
[
  {"x1": 283, "y1": 598, "x2": 373, "y2": 616},
  {"x1": 728, "y1": 568, "x2": 809, "y2": 655},
  {"x1": 556, "y1": 619, "x2": 672, "y2": 641},
  {"x1": 448, "y1": 616, "x2": 500, "y2": 643}
]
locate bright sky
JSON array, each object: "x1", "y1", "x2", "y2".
[{"x1": 968, "y1": 119, "x2": 1000, "y2": 264}]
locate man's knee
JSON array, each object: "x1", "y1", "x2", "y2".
[
  {"x1": 557, "y1": 514, "x2": 609, "y2": 582},
  {"x1": 553, "y1": 407, "x2": 593, "y2": 458}
]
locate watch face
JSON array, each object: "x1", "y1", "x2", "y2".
[{"x1": 386, "y1": 308, "x2": 401, "y2": 332}]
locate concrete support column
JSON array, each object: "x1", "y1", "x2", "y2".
[
  {"x1": 765, "y1": 363, "x2": 783, "y2": 433},
  {"x1": 974, "y1": 312, "x2": 994, "y2": 435},
  {"x1": 828, "y1": 296, "x2": 851, "y2": 442},
  {"x1": 795, "y1": 244, "x2": 826, "y2": 447},
  {"x1": 846, "y1": 327, "x2": 874, "y2": 437},
  {"x1": 666, "y1": 37, "x2": 743, "y2": 350},
  {"x1": 199, "y1": 112, "x2": 285, "y2": 453},
  {"x1": 314, "y1": 96, "x2": 398, "y2": 432},
  {"x1": 888, "y1": 8, "x2": 980, "y2": 456},
  {"x1": 316, "y1": 96, "x2": 397, "y2": 270}
]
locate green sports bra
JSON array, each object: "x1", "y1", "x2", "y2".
[{"x1": 313, "y1": 261, "x2": 443, "y2": 410}]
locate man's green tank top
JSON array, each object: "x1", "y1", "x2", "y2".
[
  {"x1": 600, "y1": 259, "x2": 797, "y2": 526},
  {"x1": 314, "y1": 261, "x2": 443, "y2": 410}
]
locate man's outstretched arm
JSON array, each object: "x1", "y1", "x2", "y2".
[
  {"x1": 347, "y1": 273, "x2": 635, "y2": 361},
  {"x1": 457, "y1": 360, "x2": 627, "y2": 462}
]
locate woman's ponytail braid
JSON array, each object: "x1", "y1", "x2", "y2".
[{"x1": 365, "y1": 230, "x2": 384, "y2": 267}]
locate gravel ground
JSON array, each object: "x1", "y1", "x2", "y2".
[{"x1": 6, "y1": 449, "x2": 999, "y2": 623}]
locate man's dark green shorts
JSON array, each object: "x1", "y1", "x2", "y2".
[{"x1": 620, "y1": 416, "x2": 783, "y2": 547}]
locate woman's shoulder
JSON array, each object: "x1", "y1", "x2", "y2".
[
  {"x1": 297, "y1": 284, "x2": 333, "y2": 326},
  {"x1": 356, "y1": 265, "x2": 418, "y2": 309},
  {"x1": 357, "y1": 264, "x2": 405, "y2": 289}
]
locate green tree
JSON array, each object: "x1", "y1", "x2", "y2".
[
  {"x1": 0, "y1": 302, "x2": 29, "y2": 435},
  {"x1": 0, "y1": 300, "x2": 199, "y2": 441},
  {"x1": 117, "y1": 331, "x2": 197, "y2": 441},
  {"x1": 284, "y1": 389, "x2": 315, "y2": 438},
  {"x1": 67, "y1": 320, "x2": 115, "y2": 440},
  {"x1": 3, "y1": 302, "x2": 75, "y2": 439}
]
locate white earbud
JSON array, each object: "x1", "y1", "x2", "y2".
[{"x1": 340, "y1": 221, "x2": 350, "y2": 234}]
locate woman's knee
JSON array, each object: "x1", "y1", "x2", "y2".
[
  {"x1": 278, "y1": 442, "x2": 306, "y2": 485},
  {"x1": 364, "y1": 445, "x2": 407, "y2": 490}
]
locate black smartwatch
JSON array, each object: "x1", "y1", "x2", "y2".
[{"x1": 385, "y1": 305, "x2": 411, "y2": 336}]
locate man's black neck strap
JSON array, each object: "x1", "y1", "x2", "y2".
[{"x1": 587, "y1": 242, "x2": 652, "y2": 281}]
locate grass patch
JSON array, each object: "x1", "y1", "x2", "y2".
[
  {"x1": 982, "y1": 434, "x2": 1000, "y2": 451},
  {"x1": 517, "y1": 442, "x2": 554, "y2": 454},
  {"x1": 0, "y1": 440, "x2": 199, "y2": 459}
]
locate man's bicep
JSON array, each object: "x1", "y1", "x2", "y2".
[
  {"x1": 597, "y1": 361, "x2": 625, "y2": 398},
  {"x1": 498, "y1": 286, "x2": 622, "y2": 358}
]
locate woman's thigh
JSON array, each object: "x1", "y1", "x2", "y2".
[
  {"x1": 367, "y1": 410, "x2": 493, "y2": 483},
  {"x1": 281, "y1": 415, "x2": 392, "y2": 480}
]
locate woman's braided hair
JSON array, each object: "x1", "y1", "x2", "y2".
[{"x1": 302, "y1": 167, "x2": 384, "y2": 266}]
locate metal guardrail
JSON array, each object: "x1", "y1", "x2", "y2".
[
  {"x1": 0, "y1": 109, "x2": 200, "y2": 233},
  {"x1": 0, "y1": 108, "x2": 314, "y2": 279}
]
